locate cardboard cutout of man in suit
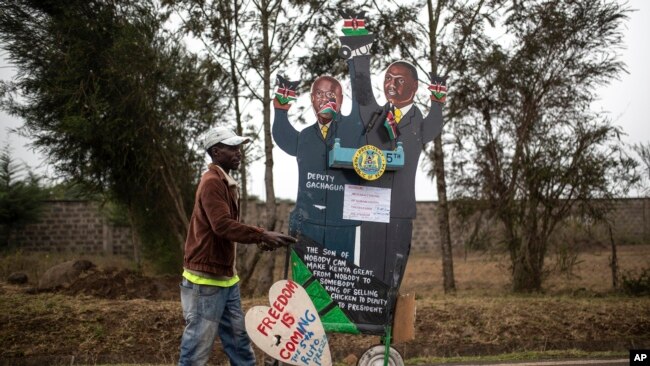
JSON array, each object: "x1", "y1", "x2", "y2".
[
  {"x1": 342, "y1": 44, "x2": 444, "y2": 285},
  {"x1": 272, "y1": 76, "x2": 362, "y2": 257}
]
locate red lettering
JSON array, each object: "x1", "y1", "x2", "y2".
[
  {"x1": 257, "y1": 323, "x2": 268, "y2": 336},
  {"x1": 262, "y1": 317, "x2": 276, "y2": 331},
  {"x1": 286, "y1": 342, "x2": 296, "y2": 352},
  {"x1": 286, "y1": 280, "x2": 298, "y2": 292},
  {"x1": 282, "y1": 288, "x2": 293, "y2": 298},
  {"x1": 268, "y1": 307, "x2": 280, "y2": 320},
  {"x1": 273, "y1": 300, "x2": 285, "y2": 312},
  {"x1": 280, "y1": 280, "x2": 297, "y2": 299},
  {"x1": 280, "y1": 348, "x2": 291, "y2": 360},
  {"x1": 281, "y1": 312, "x2": 295, "y2": 328},
  {"x1": 280, "y1": 329, "x2": 304, "y2": 360},
  {"x1": 278, "y1": 295, "x2": 288, "y2": 306},
  {"x1": 290, "y1": 329, "x2": 303, "y2": 345}
]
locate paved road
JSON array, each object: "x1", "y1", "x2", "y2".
[{"x1": 430, "y1": 359, "x2": 628, "y2": 366}]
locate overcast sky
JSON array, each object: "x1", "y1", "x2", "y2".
[{"x1": 1, "y1": 0, "x2": 648, "y2": 200}]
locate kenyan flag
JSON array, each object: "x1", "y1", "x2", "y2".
[
  {"x1": 341, "y1": 18, "x2": 369, "y2": 36},
  {"x1": 318, "y1": 98, "x2": 338, "y2": 119},
  {"x1": 429, "y1": 82, "x2": 447, "y2": 103},
  {"x1": 275, "y1": 87, "x2": 297, "y2": 105},
  {"x1": 384, "y1": 109, "x2": 400, "y2": 140}
]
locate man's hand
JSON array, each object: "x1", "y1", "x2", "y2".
[
  {"x1": 338, "y1": 34, "x2": 375, "y2": 59},
  {"x1": 273, "y1": 98, "x2": 291, "y2": 110},
  {"x1": 261, "y1": 231, "x2": 297, "y2": 250},
  {"x1": 428, "y1": 73, "x2": 448, "y2": 104},
  {"x1": 274, "y1": 75, "x2": 298, "y2": 110},
  {"x1": 257, "y1": 242, "x2": 275, "y2": 252},
  {"x1": 337, "y1": 9, "x2": 375, "y2": 59}
]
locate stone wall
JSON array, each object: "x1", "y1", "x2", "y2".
[
  {"x1": 10, "y1": 198, "x2": 650, "y2": 257},
  {"x1": 11, "y1": 200, "x2": 133, "y2": 256},
  {"x1": 606, "y1": 198, "x2": 650, "y2": 244},
  {"x1": 411, "y1": 198, "x2": 650, "y2": 253}
]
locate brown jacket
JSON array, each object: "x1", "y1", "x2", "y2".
[{"x1": 183, "y1": 164, "x2": 265, "y2": 277}]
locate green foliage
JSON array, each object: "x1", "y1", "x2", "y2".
[
  {"x1": 0, "y1": 0, "x2": 224, "y2": 271},
  {"x1": 99, "y1": 201, "x2": 130, "y2": 227},
  {"x1": 621, "y1": 268, "x2": 650, "y2": 296},
  {"x1": 632, "y1": 142, "x2": 650, "y2": 195},
  {"x1": 297, "y1": 2, "x2": 421, "y2": 85},
  {"x1": 0, "y1": 146, "x2": 48, "y2": 249},
  {"x1": 447, "y1": 0, "x2": 637, "y2": 292},
  {"x1": 46, "y1": 181, "x2": 100, "y2": 200}
]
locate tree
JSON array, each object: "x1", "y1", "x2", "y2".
[
  {"x1": 167, "y1": 0, "x2": 327, "y2": 295},
  {"x1": 0, "y1": 146, "x2": 48, "y2": 249},
  {"x1": 299, "y1": 0, "x2": 492, "y2": 293},
  {"x1": 426, "y1": 0, "x2": 455, "y2": 293},
  {"x1": 353, "y1": 0, "x2": 501, "y2": 293},
  {"x1": 632, "y1": 142, "x2": 650, "y2": 195},
  {"x1": 0, "y1": 0, "x2": 223, "y2": 271},
  {"x1": 426, "y1": 0, "x2": 513, "y2": 293},
  {"x1": 166, "y1": 0, "x2": 264, "y2": 222},
  {"x1": 448, "y1": 0, "x2": 636, "y2": 292}
]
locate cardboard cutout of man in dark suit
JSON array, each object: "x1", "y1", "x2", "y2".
[
  {"x1": 272, "y1": 76, "x2": 363, "y2": 257},
  {"x1": 344, "y1": 51, "x2": 443, "y2": 285}
]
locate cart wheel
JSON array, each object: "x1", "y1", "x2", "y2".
[
  {"x1": 357, "y1": 345, "x2": 404, "y2": 366},
  {"x1": 339, "y1": 45, "x2": 352, "y2": 59}
]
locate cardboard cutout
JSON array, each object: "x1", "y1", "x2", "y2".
[
  {"x1": 270, "y1": 10, "x2": 447, "y2": 338},
  {"x1": 338, "y1": 10, "x2": 369, "y2": 36},
  {"x1": 272, "y1": 75, "x2": 362, "y2": 258},
  {"x1": 275, "y1": 75, "x2": 300, "y2": 107},
  {"x1": 343, "y1": 51, "x2": 444, "y2": 290},
  {"x1": 245, "y1": 280, "x2": 332, "y2": 366}
]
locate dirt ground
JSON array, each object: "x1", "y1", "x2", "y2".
[{"x1": 1, "y1": 245, "x2": 649, "y2": 365}]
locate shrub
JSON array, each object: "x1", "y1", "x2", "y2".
[{"x1": 621, "y1": 268, "x2": 650, "y2": 296}]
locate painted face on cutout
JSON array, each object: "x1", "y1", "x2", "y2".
[
  {"x1": 311, "y1": 76, "x2": 343, "y2": 124},
  {"x1": 384, "y1": 62, "x2": 418, "y2": 108}
]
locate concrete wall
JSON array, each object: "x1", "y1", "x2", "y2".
[
  {"x1": 10, "y1": 198, "x2": 650, "y2": 257},
  {"x1": 11, "y1": 200, "x2": 133, "y2": 256}
]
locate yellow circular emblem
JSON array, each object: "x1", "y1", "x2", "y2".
[{"x1": 352, "y1": 145, "x2": 387, "y2": 181}]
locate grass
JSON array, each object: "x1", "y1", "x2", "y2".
[
  {"x1": 83, "y1": 350, "x2": 629, "y2": 365},
  {"x1": 0, "y1": 250, "x2": 137, "y2": 285},
  {"x1": 400, "y1": 243, "x2": 650, "y2": 296},
  {"x1": 88, "y1": 349, "x2": 628, "y2": 366},
  {"x1": 1, "y1": 244, "x2": 649, "y2": 365},
  {"x1": 404, "y1": 349, "x2": 627, "y2": 365}
]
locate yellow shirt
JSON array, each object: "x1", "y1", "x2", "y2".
[{"x1": 182, "y1": 270, "x2": 240, "y2": 287}]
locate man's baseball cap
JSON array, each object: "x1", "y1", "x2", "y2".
[{"x1": 200, "y1": 127, "x2": 251, "y2": 150}]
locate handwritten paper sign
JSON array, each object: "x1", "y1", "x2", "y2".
[
  {"x1": 245, "y1": 280, "x2": 332, "y2": 366},
  {"x1": 342, "y1": 184, "x2": 391, "y2": 223}
]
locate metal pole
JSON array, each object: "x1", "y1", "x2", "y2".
[{"x1": 383, "y1": 325, "x2": 392, "y2": 366}]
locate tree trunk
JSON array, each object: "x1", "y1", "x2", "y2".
[
  {"x1": 432, "y1": 137, "x2": 456, "y2": 293},
  {"x1": 229, "y1": 0, "x2": 248, "y2": 223},
  {"x1": 608, "y1": 223, "x2": 619, "y2": 289},
  {"x1": 231, "y1": 61, "x2": 248, "y2": 222},
  {"x1": 512, "y1": 260, "x2": 541, "y2": 292},
  {"x1": 127, "y1": 208, "x2": 142, "y2": 271},
  {"x1": 261, "y1": 0, "x2": 276, "y2": 231},
  {"x1": 428, "y1": 0, "x2": 456, "y2": 293},
  {"x1": 239, "y1": 0, "x2": 277, "y2": 297},
  {"x1": 512, "y1": 238, "x2": 544, "y2": 292},
  {"x1": 239, "y1": 245, "x2": 277, "y2": 297}
]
